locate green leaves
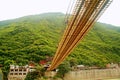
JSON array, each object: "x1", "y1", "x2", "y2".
[
  {"x1": 57, "y1": 61, "x2": 70, "y2": 79},
  {"x1": 0, "y1": 13, "x2": 120, "y2": 78}
]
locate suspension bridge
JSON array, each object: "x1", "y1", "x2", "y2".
[{"x1": 47, "y1": 0, "x2": 112, "y2": 71}]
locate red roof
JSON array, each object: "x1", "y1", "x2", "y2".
[{"x1": 40, "y1": 60, "x2": 47, "y2": 65}]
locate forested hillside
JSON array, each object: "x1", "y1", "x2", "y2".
[{"x1": 0, "y1": 13, "x2": 120, "y2": 68}]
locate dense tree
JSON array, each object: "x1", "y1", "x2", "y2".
[
  {"x1": 25, "y1": 65, "x2": 46, "y2": 80},
  {"x1": 57, "y1": 61, "x2": 70, "y2": 80},
  {"x1": 2, "y1": 60, "x2": 15, "y2": 80},
  {"x1": 0, "y1": 13, "x2": 120, "y2": 79}
]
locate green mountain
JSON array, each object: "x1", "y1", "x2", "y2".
[{"x1": 0, "y1": 13, "x2": 120, "y2": 68}]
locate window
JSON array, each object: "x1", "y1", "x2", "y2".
[
  {"x1": 23, "y1": 69, "x2": 26, "y2": 71},
  {"x1": 15, "y1": 73, "x2": 18, "y2": 75},
  {"x1": 19, "y1": 73, "x2": 22, "y2": 75},
  {"x1": 11, "y1": 69, "x2": 14, "y2": 71},
  {"x1": 23, "y1": 73, "x2": 26, "y2": 75},
  {"x1": 15, "y1": 69, "x2": 18, "y2": 71},
  {"x1": 19, "y1": 69, "x2": 22, "y2": 71},
  {"x1": 10, "y1": 73, "x2": 13, "y2": 75}
]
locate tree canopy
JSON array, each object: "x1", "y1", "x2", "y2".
[{"x1": 0, "y1": 13, "x2": 120, "y2": 77}]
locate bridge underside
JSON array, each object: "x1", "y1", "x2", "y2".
[{"x1": 47, "y1": 0, "x2": 112, "y2": 70}]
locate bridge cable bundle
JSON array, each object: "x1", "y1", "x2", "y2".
[{"x1": 47, "y1": 0, "x2": 113, "y2": 71}]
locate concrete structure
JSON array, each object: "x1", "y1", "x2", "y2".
[
  {"x1": 64, "y1": 68, "x2": 120, "y2": 80},
  {"x1": 45, "y1": 68, "x2": 120, "y2": 80},
  {"x1": 8, "y1": 65, "x2": 29, "y2": 80}
]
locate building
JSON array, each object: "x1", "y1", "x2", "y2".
[
  {"x1": 73, "y1": 65, "x2": 86, "y2": 70},
  {"x1": 8, "y1": 65, "x2": 29, "y2": 80},
  {"x1": 106, "y1": 63, "x2": 119, "y2": 69}
]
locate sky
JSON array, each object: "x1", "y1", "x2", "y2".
[{"x1": 0, "y1": 0, "x2": 120, "y2": 26}]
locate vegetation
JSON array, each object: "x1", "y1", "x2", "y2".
[
  {"x1": 0, "y1": 69, "x2": 3, "y2": 80},
  {"x1": 0, "y1": 12, "x2": 120, "y2": 79},
  {"x1": 56, "y1": 61, "x2": 70, "y2": 80},
  {"x1": 25, "y1": 64, "x2": 46, "y2": 80}
]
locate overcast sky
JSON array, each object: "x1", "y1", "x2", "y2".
[{"x1": 0, "y1": 0, "x2": 120, "y2": 26}]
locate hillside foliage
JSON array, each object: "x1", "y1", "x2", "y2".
[{"x1": 0, "y1": 12, "x2": 120, "y2": 70}]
